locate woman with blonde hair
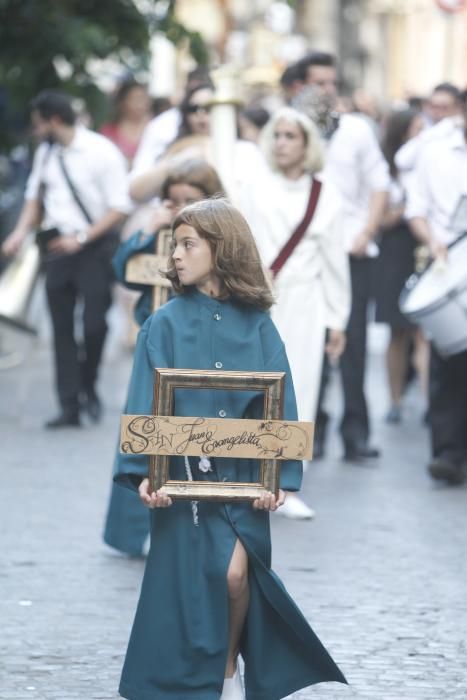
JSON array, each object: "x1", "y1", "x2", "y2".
[
  {"x1": 239, "y1": 107, "x2": 351, "y2": 519},
  {"x1": 115, "y1": 198, "x2": 346, "y2": 699}
]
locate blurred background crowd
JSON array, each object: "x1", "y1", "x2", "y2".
[{"x1": 1, "y1": 0, "x2": 467, "y2": 536}]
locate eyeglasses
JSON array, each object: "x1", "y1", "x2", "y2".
[{"x1": 185, "y1": 103, "x2": 211, "y2": 115}]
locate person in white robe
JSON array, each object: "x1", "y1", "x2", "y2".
[{"x1": 239, "y1": 107, "x2": 351, "y2": 518}]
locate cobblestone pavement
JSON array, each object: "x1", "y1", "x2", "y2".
[{"x1": 1, "y1": 315, "x2": 466, "y2": 700}]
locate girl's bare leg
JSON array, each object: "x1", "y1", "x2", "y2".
[{"x1": 225, "y1": 539, "x2": 249, "y2": 678}]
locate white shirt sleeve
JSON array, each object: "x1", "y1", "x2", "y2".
[
  {"x1": 319, "y1": 202, "x2": 351, "y2": 331},
  {"x1": 355, "y1": 118, "x2": 390, "y2": 193},
  {"x1": 405, "y1": 151, "x2": 431, "y2": 222},
  {"x1": 130, "y1": 108, "x2": 180, "y2": 178},
  {"x1": 394, "y1": 136, "x2": 420, "y2": 174},
  {"x1": 95, "y1": 141, "x2": 133, "y2": 214},
  {"x1": 24, "y1": 143, "x2": 51, "y2": 201}
]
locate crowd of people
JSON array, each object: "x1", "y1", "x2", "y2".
[{"x1": 1, "y1": 49, "x2": 467, "y2": 700}]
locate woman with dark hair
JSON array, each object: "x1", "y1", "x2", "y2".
[
  {"x1": 129, "y1": 83, "x2": 214, "y2": 202},
  {"x1": 175, "y1": 82, "x2": 213, "y2": 140},
  {"x1": 375, "y1": 107, "x2": 428, "y2": 423},
  {"x1": 100, "y1": 80, "x2": 151, "y2": 165},
  {"x1": 129, "y1": 83, "x2": 267, "y2": 207}
]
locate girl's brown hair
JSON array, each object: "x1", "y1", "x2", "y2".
[
  {"x1": 161, "y1": 158, "x2": 225, "y2": 200},
  {"x1": 166, "y1": 199, "x2": 274, "y2": 311}
]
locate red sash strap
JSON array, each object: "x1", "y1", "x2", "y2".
[{"x1": 269, "y1": 178, "x2": 322, "y2": 278}]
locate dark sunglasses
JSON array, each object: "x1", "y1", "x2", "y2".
[{"x1": 185, "y1": 103, "x2": 211, "y2": 115}]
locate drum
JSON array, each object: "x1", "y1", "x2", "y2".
[{"x1": 399, "y1": 232, "x2": 467, "y2": 356}]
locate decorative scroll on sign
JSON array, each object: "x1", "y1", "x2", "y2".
[
  {"x1": 121, "y1": 415, "x2": 313, "y2": 461},
  {"x1": 120, "y1": 368, "x2": 314, "y2": 501}
]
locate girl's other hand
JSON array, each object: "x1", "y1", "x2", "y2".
[
  {"x1": 252, "y1": 489, "x2": 286, "y2": 511},
  {"x1": 138, "y1": 478, "x2": 173, "y2": 508}
]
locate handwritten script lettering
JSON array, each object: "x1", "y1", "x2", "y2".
[{"x1": 120, "y1": 415, "x2": 313, "y2": 460}]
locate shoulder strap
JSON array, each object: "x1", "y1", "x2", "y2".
[
  {"x1": 58, "y1": 151, "x2": 93, "y2": 224},
  {"x1": 269, "y1": 178, "x2": 322, "y2": 278}
]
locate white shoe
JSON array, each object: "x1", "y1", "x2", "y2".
[
  {"x1": 276, "y1": 494, "x2": 315, "y2": 520},
  {"x1": 220, "y1": 665, "x2": 244, "y2": 700}
]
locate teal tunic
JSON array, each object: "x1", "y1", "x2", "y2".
[
  {"x1": 115, "y1": 289, "x2": 346, "y2": 699},
  {"x1": 112, "y1": 229, "x2": 158, "y2": 325},
  {"x1": 103, "y1": 230, "x2": 159, "y2": 556}
]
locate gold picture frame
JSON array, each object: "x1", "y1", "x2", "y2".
[
  {"x1": 120, "y1": 368, "x2": 313, "y2": 502},
  {"x1": 152, "y1": 368, "x2": 284, "y2": 501}
]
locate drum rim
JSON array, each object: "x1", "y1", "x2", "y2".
[
  {"x1": 434, "y1": 335, "x2": 467, "y2": 357},
  {"x1": 399, "y1": 230, "x2": 467, "y2": 316}
]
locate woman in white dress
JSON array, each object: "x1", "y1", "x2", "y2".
[{"x1": 240, "y1": 107, "x2": 351, "y2": 519}]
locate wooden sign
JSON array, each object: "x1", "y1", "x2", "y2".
[
  {"x1": 125, "y1": 254, "x2": 171, "y2": 286},
  {"x1": 120, "y1": 368, "x2": 314, "y2": 502},
  {"x1": 121, "y1": 415, "x2": 313, "y2": 460},
  {"x1": 124, "y1": 228, "x2": 172, "y2": 311}
]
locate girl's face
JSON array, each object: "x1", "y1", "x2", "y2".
[
  {"x1": 185, "y1": 88, "x2": 213, "y2": 136},
  {"x1": 172, "y1": 224, "x2": 219, "y2": 294},
  {"x1": 273, "y1": 118, "x2": 307, "y2": 173},
  {"x1": 168, "y1": 183, "x2": 205, "y2": 214}
]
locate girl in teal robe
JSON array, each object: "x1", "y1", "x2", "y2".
[
  {"x1": 103, "y1": 160, "x2": 225, "y2": 556},
  {"x1": 115, "y1": 199, "x2": 346, "y2": 699}
]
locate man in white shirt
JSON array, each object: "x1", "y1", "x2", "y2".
[
  {"x1": 2, "y1": 90, "x2": 131, "y2": 428},
  {"x1": 406, "y1": 116, "x2": 467, "y2": 485},
  {"x1": 297, "y1": 52, "x2": 390, "y2": 462},
  {"x1": 395, "y1": 83, "x2": 464, "y2": 192}
]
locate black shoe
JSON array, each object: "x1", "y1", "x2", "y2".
[
  {"x1": 343, "y1": 442, "x2": 381, "y2": 462},
  {"x1": 428, "y1": 457, "x2": 465, "y2": 485},
  {"x1": 45, "y1": 410, "x2": 81, "y2": 429},
  {"x1": 81, "y1": 387, "x2": 102, "y2": 423}
]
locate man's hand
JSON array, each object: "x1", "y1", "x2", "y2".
[
  {"x1": 138, "y1": 477, "x2": 173, "y2": 509},
  {"x1": 429, "y1": 238, "x2": 448, "y2": 261},
  {"x1": 253, "y1": 489, "x2": 286, "y2": 511},
  {"x1": 47, "y1": 235, "x2": 83, "y2": 256},
  {"x1": 325, "y1": 329, "x2": 346, "y2": 363},
  {"x1": 350, "y1": 229, "x2": 372, "y2": 257},
  {"x1": 1, "y1": 229, "x2": 27, "y2": 257}
]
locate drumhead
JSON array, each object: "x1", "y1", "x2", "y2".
[{"x1": 401, "y1": 232, "x2": 467, "y2": 314}]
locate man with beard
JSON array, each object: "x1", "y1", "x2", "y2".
[
  {"x1": 292, "y1": 52, "x2": 390, "y2": 462},
  {"x1": 2, "y1": 90, "x2": 131, "y2": 427}
]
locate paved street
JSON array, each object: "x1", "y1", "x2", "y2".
[{"x1": 1, "y1": 299, "x2": 466, "y2": 700}]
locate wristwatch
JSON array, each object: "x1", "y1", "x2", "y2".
[{"x1": 75, "y1": 230, "x2": 89, "y2": 246}]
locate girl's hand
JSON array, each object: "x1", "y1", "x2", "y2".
[
  {"x1": 138, "y1": 478, "x2": 173, "y2": 509},
  {"x1": 253, "y1": 489, "x2": 286, "y2": 512},
  {"x1": 142, "y1": 201, "x2": 174, "y2": 235}
]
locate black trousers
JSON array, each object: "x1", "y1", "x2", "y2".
[
  {"x1": 339, "y1": 256, "x2": 375, "y2": 447},
  {"x1": 313, "y1": 257, "x2": 375, "y2": 449},
  {"x1": 45, "y1": 238, "x2": 114, "y2": 412},
  {"x1": 429, "y1": 345, "x2": 467, "y2": 465}
]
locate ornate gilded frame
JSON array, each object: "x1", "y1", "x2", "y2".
[{"x1": 150, "y1": 368, "x2": 285, "y2": 501}]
